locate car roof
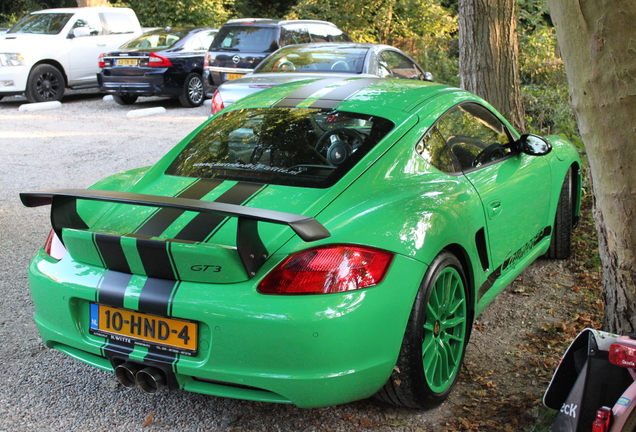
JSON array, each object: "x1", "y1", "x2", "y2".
[
  {"x1": 229, "y1": 78, "x2": 468, "y2": 121},
  {"x1": 276, "y1": 42, "x2": 397, "y2": 51},
  {"x1": 33, "y1": 7, "x2": 134, "y2": 13},
  {"x1": 223, "y1": 18, "x2": 340, "y2": 27}
]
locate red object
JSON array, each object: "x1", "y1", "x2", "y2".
[
  {"x1": 258, "y1": 245, "x2": 393, "y2": 295},
  {"x1": 591, "y1": 407, "x2": 612, "y2": 432},
  {"x1": 43, "y1": 229, "x2": 67, "y2": 260},
  {"x1": 211, "y1": 90, "x2": 224, "y2": 115},
  {"x1": 98, "y1": 53, "x2": 106, "y2": 68},
  {"x1": 609, "y1": 343, "x2": 636, "y2": 368},
  {"x1": 148, "y1": 53, "x2": 172, "y2": 67}
]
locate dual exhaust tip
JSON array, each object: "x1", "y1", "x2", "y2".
[{"x1": 115, "y1": 362, "x2": 167, "y2": 394}]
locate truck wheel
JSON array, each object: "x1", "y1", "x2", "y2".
[
  {"x1": 179, "y1": 73, "x2": 204, "y2": 107},
  {"x1": 113, "y1": 94, "x2": 138, "y2": 105},
  {"x1": 25, "y1": 64, "x2": 64, "y2": 103}
]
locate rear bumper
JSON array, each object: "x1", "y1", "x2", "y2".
[
  {"x1": 28, "y1": 248, "x2": 424, "y2": 407},
  {"x1": 98, "y1": 71, "x2": 180, "y2": 97}
]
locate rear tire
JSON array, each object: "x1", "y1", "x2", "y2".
[
  {"x1": 25, "y1": 64, "x2": 64, "y2": 103},
  {"x1": 545, "y1": 168, "x2": 574, "y2": 259},
  {"x1": 179, "y1": 73, "x2": 204, "y2": 107},
  {"x1": 113, "y1": 94, "x2": 138, "y2": 105},
  {"x1": 375, "y1": 251, "x2": 470, "y2": 408}
]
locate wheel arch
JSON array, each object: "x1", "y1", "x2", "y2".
[{"x1": 30, "y1": 60, "x2": 68, "y2": 88}]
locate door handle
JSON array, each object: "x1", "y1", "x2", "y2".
[{"x1": 488, "y1": 200, "x2": 502, "y2": 220}]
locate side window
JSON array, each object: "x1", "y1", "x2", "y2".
[
  {"x1": 101, "y1": 12, "x2": 134, "y2": 34},
  {"x1": 191, "y1": 30, "x2": 216, "y2": 51},
  {"x1": 283, "y1": 27, "x2": 311, "y2": 45},
  {"x1": 307, "y1": 24, "x2": 328, "y2": 42},
  {"x1": 436, "y1": 103, "x2": 513, "y2": 171},
  {"x1": 417, "y1": 127, "x2": 461, "y2": 173},
  {"x1": 71, "y1": 13, "x2": 102, "y2": 37},
  {"x1": 325, "y1": 26, "x2": 349, "y2": 42},
  {"x1": 379, "y1": 50, "x2": 423, "y2": 80}
]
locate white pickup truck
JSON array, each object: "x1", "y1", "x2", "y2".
[{"x1": 0, "y1": 7, "x2": 142, "y2": 103}]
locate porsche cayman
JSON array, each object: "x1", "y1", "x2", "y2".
[{"x1": 21, "y1": 77, "x2": 581, "y2": 409}]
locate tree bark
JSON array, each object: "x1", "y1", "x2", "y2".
[
  {"x1": 546, "y1": 0, "x2": 636, "y2": 333},
  {"x1": 458, "y1": 0, "x2": 525, "y2": 131},
  {"x1": 76, "y1": 0, "x2": 109, "y2": 7}
]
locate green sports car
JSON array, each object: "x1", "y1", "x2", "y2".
[{"x1": 21, "y1": 77, "x2": 581, "y2": 409}]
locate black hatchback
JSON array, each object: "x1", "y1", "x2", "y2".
[
  {"x1": 203, "y1": 19, "x2": 350, "y2": 95},
  {"x1": 98, "y1": 27, "x2": 217, "y2": 107}
]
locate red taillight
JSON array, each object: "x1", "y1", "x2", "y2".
[
  {"x1": 609, "y1": 343, "x2": 636, "y2": 367},
  {"x1": 204, "y1": 52, "x2": 210, "y2": 68},
  {"x1": 211, "y1": 89, "x2": 224, "y2": 115},
  {"x1": 148, "y1": 52, "x2": 172, "y2": 67},
  {"x1": 43, "y1": 229, "x2": 67, "y2": 260},
  {"x1": 258, "y1": 245, "x2": 393, "y2": 295},
  {"x1": 591, "y1": 407, "x2": 612, "y2": 432},
  {"x1": 98, "y1": 53, "x2": 105, "y2": 68}
]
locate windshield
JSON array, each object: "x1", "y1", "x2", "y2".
[
  {"x1": 120, "y1": 29, "x2": 187, "y2": 50},
  {"x1": 8, "y1": 13, "x2": 73, "y2": 35},
  {"x1": 256, "y1": 46, "x2": 369, "y2": 74},
  {"x1": 167, "y1": 107, "x2": 394, "y2": 188},
  {"x1": 210, "y1": 26, "x2": 278, "y2": 52}
]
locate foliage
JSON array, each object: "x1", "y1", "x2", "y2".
[
  {"x1": 112, "y1": 0, "x2": 233, "y2": 28},
  {"x1": 232, "y1": 0, "x2": 298, "y2": 18},
  {"x1": 0, "y1": 0, "x2": 74, "y2": 26}
]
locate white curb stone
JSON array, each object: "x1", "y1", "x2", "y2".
[
  {"x1": 18, "y1": 101, "x2": 62, "y2": 112},
  {"x1": 126, "y1": 107, "x2": 166, "y2": 118}
]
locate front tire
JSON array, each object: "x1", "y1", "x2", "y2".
[
  {"x1": 25, "y1": 64, "x2": 64, "y2": 103},
  {"x1": 179, "y1": 73, "x2": 204, "y2": 107},
  {"x1": 113, "y1": 94, "x2": 138, "y2": 105},
  {"x1": 376, "y1": 251, "x2": 470, "y2": 408},
  {"x1": 545, "y1": 167, "x2": 574, "y2": 259}
]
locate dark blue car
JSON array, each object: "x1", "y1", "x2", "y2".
[{"x1": 98, "y1": 27, "x2": 217, "y2": 107}]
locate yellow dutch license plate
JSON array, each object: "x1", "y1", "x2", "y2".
[
  {"x1": 226, "y1": 73, "x2": 244, "y2": 80},
  {"x1": 89, "y1": 303, "x2": 197, "y2": 355},
  {"x1": 116, "y1": 58, "x2": 138, "y2": 66}
]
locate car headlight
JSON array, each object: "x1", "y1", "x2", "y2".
[{"x1": 0, "y1": 53, "x2": 25, "y2": 66}]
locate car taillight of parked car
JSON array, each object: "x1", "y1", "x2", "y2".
[
  {"x1": 98, "y1": 53, "x2": 111, "y2": 68},
  {"x1": 211, "y1": 90, "x2": 224, "y2": 115},
  {"x1": 147, "y1": 53, "x2": 172, "y2": 67},
  {"x1": 43, "y1": 229, "x2": 67, "y2": 260},
  {"x1": 204, "y1": 52, "x2": 211, "y2": 68},
  {"x1": 258, "y1": 245, "x2": 393, "y2": 295}
]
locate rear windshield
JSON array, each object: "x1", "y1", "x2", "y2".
[
  {"x1": 167, "y1": 107, "x2": 394, "y2": 188},
  {"x1": 8, "y1": 13, "x2": 73, "y2": 35},
  {"x1": 209, "y1": 26, "x2": 278, "y2": 53},
  {"x1": 120, "y1": 29, "x2": 187, "y2": 50},
  {"x1": 256, "y1": 46, "x2": 368, "y2": 74}
]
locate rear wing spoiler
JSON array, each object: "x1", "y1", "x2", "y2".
[{"x1": 20, "y1": 189, "x2": 331, "y2": 278}]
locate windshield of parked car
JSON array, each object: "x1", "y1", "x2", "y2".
[
  {"x1": 256, "y1": 46, "x2": 368, "y2": 74},
  {"x1": 8, "y1": 13, "x2": 73, "y2": 35},
  {"x1": 209, "y1": 26, "x2": 278, "y2": 52},
  {"x1": 167, "y1": 107, "x2": 394, "y2": 188},
  {"x1": 120, "y1": 29, "x2": 187, "y2": 50}
]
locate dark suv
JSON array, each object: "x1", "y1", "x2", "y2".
[{"x1": 203, "y1": 18, "x2": 350, "y2": 95}]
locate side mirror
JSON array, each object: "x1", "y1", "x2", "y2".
[
  {"x1": 70, "y1": 27, "x2": 91, "y2": 38},
  {"x1": 516, "y1": 133, "x2": 552, "y2": 156}
]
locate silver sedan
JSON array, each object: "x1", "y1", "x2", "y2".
[{"x1": 211, "y1": 42, "x2": 433, "y2": 114}]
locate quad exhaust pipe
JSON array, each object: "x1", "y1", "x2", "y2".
[{"x1": 115, "y1": 362, "x2": 167, "y2": 393}]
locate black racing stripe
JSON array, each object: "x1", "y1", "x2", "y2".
[
  {"x1": 95, "y1": 233, "x2": 131, "y2": 274},
  {"x1": 97, "y1": 270, "x2": 132, "y2": 308},
  {"x1": 174, "y1": 182, "x2": 265, "y2": 242},
  {"x1": 274, "y1": 78, "x2": 346, "y2": 108},
  {"x1": 137, "y1": 278, "x2": 179, "y2": 316},
  {"x1": 308, "y1": 78, "x2": 381, "y2": 108},
  {"x1": 137, "y1": 238, "x2": 176, "y2": 280},
  {"x1": 135, "y1": 178, "x2": 223, "y2": 237},
  {"x1": 103, "y1": 339, "x2": 135, "y2": 361}
]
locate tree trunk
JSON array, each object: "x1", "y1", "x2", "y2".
[
  {"x1": 458, "y1": 0, "x2": 525, "y2": 131},
  {"x1": 76, "y1": 0, "x2": 109, "y2": 7},
  {"x1": 546, "y1": 0, "x2": 636, "y2": 333}
]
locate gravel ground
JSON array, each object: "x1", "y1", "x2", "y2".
[{"x1": 0, "y1": 90, "x2": 570, "y2": 431}]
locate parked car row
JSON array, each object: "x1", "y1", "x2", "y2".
[{"x1": 1, "y1": 9, "x2": 434, "y2": 110}]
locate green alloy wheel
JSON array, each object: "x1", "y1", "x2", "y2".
[{"x1": 377, "y1": 251, "x2": 470, "y2": 408}]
